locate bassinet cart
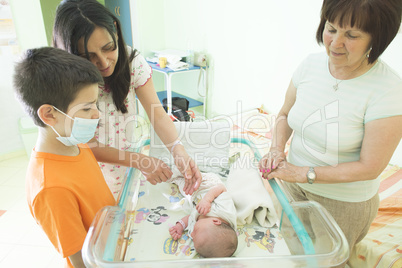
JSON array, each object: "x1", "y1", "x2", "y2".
[{"x1": 83, "y1": 119, "x2": 349, "y2": 267}]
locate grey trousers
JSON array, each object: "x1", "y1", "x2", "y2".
[{"x1": 283, "y1": 182, "x2": 379, "y2": 267}]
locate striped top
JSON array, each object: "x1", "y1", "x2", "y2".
[{"x1": 287, "y1": 52, "x2": 402, "y2": 202}]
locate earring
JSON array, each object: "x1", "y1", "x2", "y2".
[{"x1": 367, "y1": 47, "x2": 372, "y2": 58}]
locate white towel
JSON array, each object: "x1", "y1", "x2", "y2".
[
  {"x1": 226, "y1": 156, "x2": 278, "y2": 228},
  {"x1": 166, "y1": 61, "x2": 189, "y2": 71}
]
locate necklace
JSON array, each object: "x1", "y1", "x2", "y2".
[
  {"x1": 333, "y1": 79, "x2": 342, "y2": 91},
  {"x1": 332, "y1": 58, "x2": 368, "y2": 91}
]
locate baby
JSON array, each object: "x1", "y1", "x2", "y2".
[{"x1": 168, "y1": 169, "x2": 238, "y2": 257}]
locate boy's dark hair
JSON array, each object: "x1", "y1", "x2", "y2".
[
  {"x1": 13, "y1": 47, "x2": 103, "y2": 127},
  {"x1": 316, "y1": 0, "x2": 402, "y2": 64},
  {"x1": 53, "y1": 0, "x2": 136, "y2": 114}
]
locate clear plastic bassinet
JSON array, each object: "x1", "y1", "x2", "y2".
[{"x1": 82, "y1": 122, "x2": 349, "y2": 268}]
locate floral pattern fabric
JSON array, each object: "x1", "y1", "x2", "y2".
[{"x1": 95, "y1": 52, "x2": 152, "y2": 199}]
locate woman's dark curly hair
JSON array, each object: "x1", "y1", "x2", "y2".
[{"x1": 53, "y1": 0, "x2": 137, "y2": 113}]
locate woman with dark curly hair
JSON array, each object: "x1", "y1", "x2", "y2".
[{"x1": 53, "y1": 0, "x2": 202, "y2": 200}]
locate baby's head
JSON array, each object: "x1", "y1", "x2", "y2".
[{"x1": 192, "y1": 217, "x2": 238, "y2": 258}]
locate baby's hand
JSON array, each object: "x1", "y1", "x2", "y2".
[
  {"x1": 169, "y1": 224, "x2": 184, "y2": 240},
  {"x1": 196, "y1": 200, "x2": 211, "y2": 215}
]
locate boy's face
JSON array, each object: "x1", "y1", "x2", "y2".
[{"x1": 53, "y1": 84, "x2": 99, "y2": 137}]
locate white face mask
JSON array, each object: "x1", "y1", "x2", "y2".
[{"x1": 50, "y1": 106, "x2": 99, "y2": 146}]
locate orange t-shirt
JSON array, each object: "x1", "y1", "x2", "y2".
[{"x1": 26, "y1": 144, "x2": 115, "y2": 267}]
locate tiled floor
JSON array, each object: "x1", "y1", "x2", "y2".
[{"x1": 0, "y1": 154, "x2": 64, "y2": 267}]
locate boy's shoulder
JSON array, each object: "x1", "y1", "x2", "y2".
[{"x1": 26, "y1": 144, "x2": 99, "y2": 201}]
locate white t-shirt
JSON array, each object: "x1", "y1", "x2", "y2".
[
  {"x1": 95, "y1": 51, "x2": 152, "y2": 199},
  {"x1": 288, "y1": 52, "x2": 402, "y2": 202}
]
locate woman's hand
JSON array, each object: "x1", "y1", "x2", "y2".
[
  {"x1": 172, "y1": 145, "x2": 202, "y2": 195},
  {"x1": 264, "y1": 162, "x2": 308, "y2": 183},
  {"x1": 259, "y1": 147, "x2": 287, "y2": 179},
  {"x1": 137, "y1": 155, "x2": 173, "y2": 185}
]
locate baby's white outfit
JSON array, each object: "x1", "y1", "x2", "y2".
[{"x1": 167, "y1": 168, "x2": 237, "y2": 238}]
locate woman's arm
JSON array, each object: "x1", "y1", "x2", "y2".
[
  {"x1": 89, "y1": 141, "x2": 172, "y2": 184},
  {"x1": 135, "y1": 78, "x2": 202, "y2": 194},
  {"x1": 315, "y1": 115, "x2": 402, "y2": 183},
  {"x1": 135, "y1": 79, "x2": 179, "y2": 148},
  {"x1": 260, "y1": 80, "x2": 296, "y2": 176},
  {"x1": 266, "y1": 115, "x2": 402, "y2": 183},
  {"x1": 271, "y1": 81, "x2": 297, "y2": 152}
]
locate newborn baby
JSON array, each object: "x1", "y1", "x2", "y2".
[{"x1": 168, "y1": 170, "x2": 238, "y2": 257}]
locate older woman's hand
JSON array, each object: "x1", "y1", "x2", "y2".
[
  {"x1": 172, "y1": 145, "x2": 202, "y2": 195},
  {"x1": 259, "y1": 147, "x2": 287, "y2": 179},
  {"x1": 265, "y1": 162, "x2": 308, "y2": 183}
]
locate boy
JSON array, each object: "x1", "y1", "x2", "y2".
[
  {"x1": 13, "y1": 47, "x2": 115, "y2": 267},
  {"x1": 168, "y1": 168, "x2": 238, "y2": 257}
]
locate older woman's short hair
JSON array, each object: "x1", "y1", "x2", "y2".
[{"x1": 316, "y1": 0, "x2": 402, "y2": 64}]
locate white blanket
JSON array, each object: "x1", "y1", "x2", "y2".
[{"x1": 226, "y1": 157, "x2": 278, "y2": 228}]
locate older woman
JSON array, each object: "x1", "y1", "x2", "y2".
[{"x1": 259, "y1": 0, "x2": 402, "y2": 265}]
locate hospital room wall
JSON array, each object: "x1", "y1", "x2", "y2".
[
  {"x1": 0, "y1": 0, "x2": 48, "y2": 157},
  {"x1": 133, "y1": 0, "x2": 324, "y2": 116},
  {"x1": 133, "y1": 0, "x2": 402, "y2": 116}
]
